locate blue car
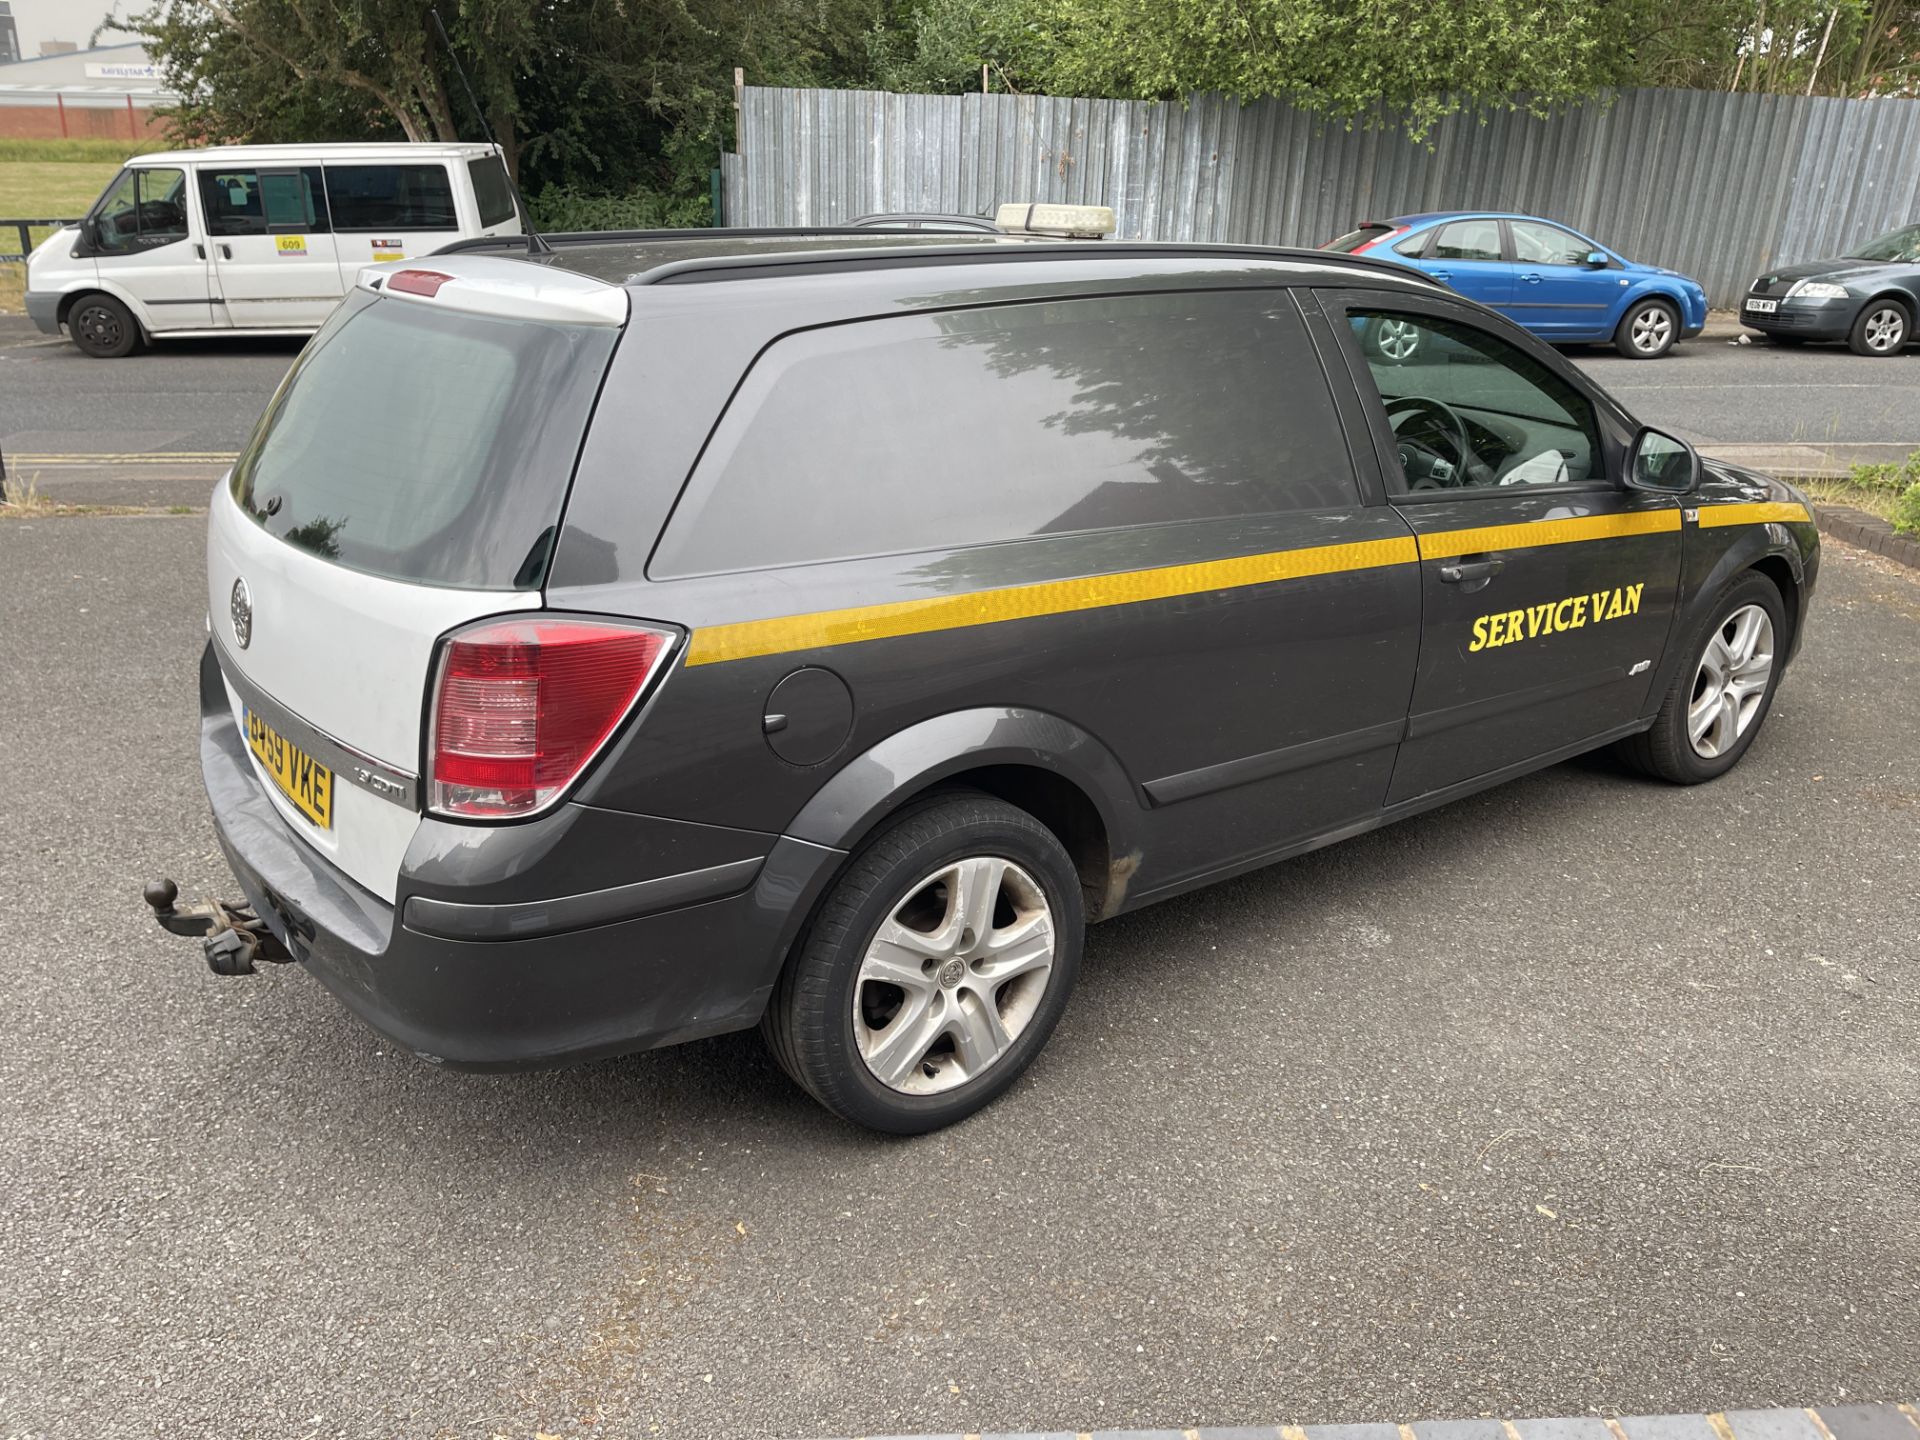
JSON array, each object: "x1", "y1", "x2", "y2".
[{"x1": 1324, "y1": 212, "x2": 1708, "y2": 358}]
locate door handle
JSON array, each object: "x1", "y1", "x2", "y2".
[
  {"x1": 1429, "y1": 269, "x2": 1451, "y2": 282},
  {"x1": 1439, "y1": 557, "x2": 1505, "y2": 584},
  {"x1": 194, "y1": 242, "x2": 206, "y2": 259},
  {"x1": 1520, "y1": 272, "x2": 1543, "y2": 284},
  {"x1": 219, "y1": 243, "x2": 232, "y2": 260}
]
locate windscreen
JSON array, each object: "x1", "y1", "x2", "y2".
[
  {"x1": 1847, "y1": 224, "x2": 1920, "y2": 263},
  {"x1": 229, "y1": 290, "x2": 619, "y2": 590}
]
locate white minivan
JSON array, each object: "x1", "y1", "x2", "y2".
[{"x1": 24, "y1": 142, "x2": 525, "y2": 357}]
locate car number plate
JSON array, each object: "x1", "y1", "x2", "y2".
[
  {"x1": 1746, "y1": 298, "x2": 1779, "y2": 313},
  {"x1": 246, "y1": 709, "x2": 334, "y2": 829}
]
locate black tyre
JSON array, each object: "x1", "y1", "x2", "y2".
[
  {"x1": 763, "y1": 793, "x2": 1084, "y2": 1134},
  {"x1": 1615, "y1": 572, "x2": 1787, "y2": 784},
  {"x1": 1614, "y1": 297, "x2": 1679, "y2": 358},
  {"x1": 1847, "y1": 298, "x2": 1909, "y2": 357},
  {"x1": 67, "y1": 293, "x2": 143, "y2": 359}
]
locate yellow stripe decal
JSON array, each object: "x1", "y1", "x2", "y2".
[
  {"x1": 683, "y1": 535, "x2": 1419, "y2": 666},
  {"x1": 683, "y1": 499, "x2": 1811, "y2": 666},
  {"x1": 1697, "y1": 500, "x2": 1811, "y2": 528},
  {"x1": 1416, "y1": 508, "x2": 1681, "y2": 560}
]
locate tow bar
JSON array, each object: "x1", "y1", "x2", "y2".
[{"x1": 143, "y1": 879, "x2": 295, "y2": 976}]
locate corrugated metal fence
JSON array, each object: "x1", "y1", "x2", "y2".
[{"x1": 724, "y1": 86, "x2": 1920, "y2": 307}]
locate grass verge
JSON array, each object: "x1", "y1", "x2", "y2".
[
  {"x1": 0, "y1": 473, "x2": 202, "y2": 519},
  {"x1": 1, "y1": 156, "x2": 125, "y2": 312},
  {"x1": 0, "y1": 138, "x2": 169, "y2": 164},
  {"x1": 1799, "y1": 478, "x2": 1902, "y2": 523}
]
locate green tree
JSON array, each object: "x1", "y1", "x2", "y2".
[{"x1": 126, "y1": 0, "x2": 895, "y2": 204}]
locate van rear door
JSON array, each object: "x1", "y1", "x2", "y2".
[{"x1": 205, "y1": 261, "x2": 627, "y2": 901}]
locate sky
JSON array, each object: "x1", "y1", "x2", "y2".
[{"x1": 4, "y1": 0, "x2": 138, "y2": 59}]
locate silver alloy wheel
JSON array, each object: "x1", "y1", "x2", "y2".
[
  {"x1": 1630, "y1": 303, "x2": 1675, "y2": 354},
  {"x1": 852, "y1": 855, "x2": 1056, "y2": 1096},
  {"x1": 1862, "y1": 305, "x2": 1906, "y2": 352},
  {"x1": 1372, "y1": 318, "x2": 1421, "y2": 363},
  {"x1": 1688, "y1": 603, "x2": 1775, "y2": 759}
]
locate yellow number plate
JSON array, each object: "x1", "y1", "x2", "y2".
[{"x1": 246, "y1": 709, "x2": 334, "y2": 829}]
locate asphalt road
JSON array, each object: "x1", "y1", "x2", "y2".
[
  {"x1": 3, "y1": 319, "x2": 1920, "y2": 479},
  {"x1": 1578, "y1": 338, "x2": 1920, "y2": 448},
  {"x1": 1, "y1": 516, "x2": 1915, "y2": 1439}
]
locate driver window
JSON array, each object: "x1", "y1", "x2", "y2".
[
  {"x1": 92, "y1": 167, "x2": 188, "y2": 252},
  {"x1": 1510, "y1": 220, "x2": 1592, "y2": 267},
  {"x1": 1349, "y1": 309, "x2": 1603, "y2": 493}
]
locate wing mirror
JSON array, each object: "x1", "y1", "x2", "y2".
[
  {"x1": 1627, "y1": 427, "x2": 1699, "y2": 495},
  {"x1": 1584, "y1": 250, "x2": 1610, "y2": 268}
]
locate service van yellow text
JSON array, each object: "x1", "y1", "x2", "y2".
[{"x1": 1470, "y1": 583, "x2": 1646, "y2": 652}]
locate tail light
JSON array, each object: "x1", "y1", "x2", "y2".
[{"x1": 428, "y1": 617, "x2": 676, "y2": 819}]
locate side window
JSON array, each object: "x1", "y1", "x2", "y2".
[
  {"x1": 654, "y1": 292, "x2": 1359, "y2": 577},
  {"x1": 1430, "y1": 220, "x2": 1503, "y2": 263},
  {"x1": 1393, "y1": 232, "x2": 1429, "y2": 258},
  {"x1": 468, "y1": 155, "x2": 516, "y2": 227},
  {"x1": 92, "y1": 167, "x2": 189, "y2": 251},
  {"x1": 199, "y1": 168, "x2": 329, "y2": 235},
  {"x1": 324, "y1": 165, "x2": 458, "y2": 231},
  {"x1": 1510, "y1": 220, "x2": 1592, "y2": 267},
  {"x1": 1349, "y1": 308, "x2": 1602, "y2": 492}
]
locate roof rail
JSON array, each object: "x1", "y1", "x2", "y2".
[
  {"x1": 430, "y1": 225, "x2": 882, "y2": 257},
  {"x1": 634, "y1": 240, "x2": 1452, "y2": 290},
  {"x1": 429, "y1": 228, "x2": 1450, "y2": 293}
]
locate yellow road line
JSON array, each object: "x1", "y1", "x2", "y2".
[{"x1": 7, "y1": 452, "x2": 238, "y2": 465}]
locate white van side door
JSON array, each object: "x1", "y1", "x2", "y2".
[
  {"x1": 321, "y1": 162, "x2": 464, "y2": 275},
  {"x1": 85, "y1": 164, "x2": 216, "y2": 332},
  {"x1": 198, "y1": 164, "x2": 344, "y2": 329}
]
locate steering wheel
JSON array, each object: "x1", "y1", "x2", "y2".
[{"x1": 1384, "y1": 395, "x2": 1488, "y2": 490}]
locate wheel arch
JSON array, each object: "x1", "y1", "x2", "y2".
[
  {"x1": 1616, "y1": 284, "x2": 1685, "y2": 327},
  {"x1": 783, "y1": 708, "x2": 1146, "y2": 922},
  {"x1": 1859, "y1": 290, "x2": 1915, "y2": 326},
  {"x1": 56, "y1": 283, "x2": 153, "y2": 337},
  {"x1": 1644, "y1": 529, "x2": 1806, "y2": 717}
]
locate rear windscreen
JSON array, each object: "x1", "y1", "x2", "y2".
[{"x1": 229, "y1": 289, "x2": 618, "y2": 590}]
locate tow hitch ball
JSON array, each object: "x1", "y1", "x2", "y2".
[{"x1": 143, "y1": 879, "x2": 294, "y2": 977}]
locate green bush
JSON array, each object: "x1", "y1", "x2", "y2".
[
  {"x1": 1893, "y1": 481, "x2": 1920, "y2": 536},
  {"x1": 1847, "y1": 450, "x2": 1920, "y2": 495},
  {"x1": 526, "y1": 184, "x2": 710, "y2": 234}
]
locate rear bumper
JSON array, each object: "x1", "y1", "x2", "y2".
[
  {"x1": 23, "y1": 290, "x2": 61, "y2": 336},
  {"x1": 195, "y1": 643, "x2": 843, "y2": 1069},
  {"x1": 1740, "y1": 295, "x2": 1855, "y2": 340}
]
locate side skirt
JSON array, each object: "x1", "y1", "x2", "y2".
[
  {"x1": 1121, "y1": 717, "x2": 1652, "y2": 914},
  {"x1": 149, "y1": 327, "x2": 320, "y2": 340}
]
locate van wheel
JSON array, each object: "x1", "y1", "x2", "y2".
[
  {"x1": 1615, "y1": 298, "x2": 1678, "y2": 358},
  {"x1": 763, "y1": 794, "x2": 1083, "y2": 1133},
  {"x1": 1615, "y1": 572, "x2": 1786, "y2": 784},
  {"x1": 68, "y1": 294, "x2": 143, "y2": 359},
  {"x1": 1848, "y1": 299, "x2": 1909, "y2": 356}
]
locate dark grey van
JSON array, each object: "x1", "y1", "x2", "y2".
[{"x1": 148, "y1": 227, "x2": 1821, "y2": 1132}]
